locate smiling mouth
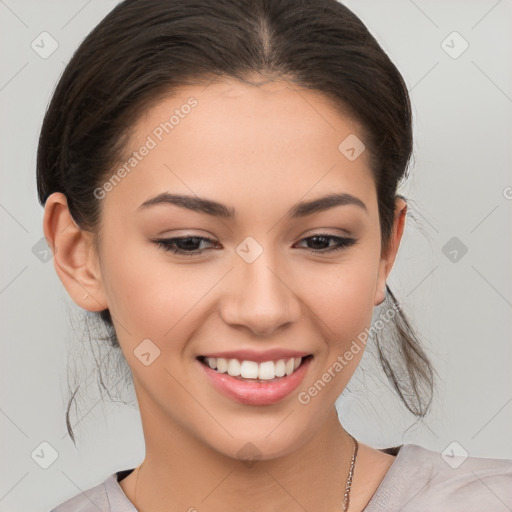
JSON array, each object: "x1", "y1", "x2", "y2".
[{"x1": 196, "y1": 354, "x2": 313, "y2": 382}]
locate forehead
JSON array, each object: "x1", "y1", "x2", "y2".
[{"x1": 105, "y1": 77, "x2": 376, "y2": 217}]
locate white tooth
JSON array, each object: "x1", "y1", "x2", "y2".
[
  {"x1": 258, "y1": 361, "x2": 276, "y2": 380},
  {"x1": 216, "y1": 357, "x2": 228, "y2": 373},
  {"x1": 213, "y1": 357, "x2": 302, "y2": 378},
  {"x1": 227, "y1": 358, "x2": 241, "y2": 377},
  {"x1": 274, "y1": 359, "x2": 286, "y2": 377},
  {"x1": 240, "y1": 360, "x2": 259, "y2": 379},
  {"x1": 285, "y1": 358, "x2": 295, "y2": 376}
]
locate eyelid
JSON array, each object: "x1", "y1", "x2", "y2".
[{"x1": 300, "y1": 227, "x2": 354, "y2": 238}]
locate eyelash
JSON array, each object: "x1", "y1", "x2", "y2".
[{"x1": 153, "y1": 234, "x2": 357, "y2": 256}]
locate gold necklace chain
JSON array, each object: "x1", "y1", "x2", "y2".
[
  {"x1": 343, "y1": 433, "x2": 359, "y2": 512},
  {"x1": 133, "y1": 435, "x2": 358, "y2": 512}
]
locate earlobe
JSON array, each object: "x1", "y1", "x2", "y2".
[
  {"x1": 43, "y1": 192, "x2": 108, "y2": 312},
  {"x1": 374, "y1": 198, "x2": 407, "y2": 307}
]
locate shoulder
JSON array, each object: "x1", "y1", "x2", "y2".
[
  {"x1": 364, "y1": 443, "x2": 512, "y2": 512},
  {"x1": 49, "y1": 471, "x2": 135, "y2": 512}
]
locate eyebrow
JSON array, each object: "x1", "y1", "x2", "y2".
[{"x1": 137, "y1": 192, "x2": 367, "y2": 218}]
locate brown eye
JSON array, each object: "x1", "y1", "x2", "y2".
[
  {"x1": 153, "y1": 236, "x2": 218, "y2": 255},
  {"x1": 296, "y1": 234, "x2": 357, "y2": 254}
]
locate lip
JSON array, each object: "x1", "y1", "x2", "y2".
[
  {"x1": 199, "y1": 349, "x2": 312, "y2": 363},
  {"x1": 197, "y1": 355, "x2": 313, "y2": 405}
]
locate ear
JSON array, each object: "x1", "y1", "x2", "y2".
[
  {"x1": 43, "y1": 192, "x2": 108, "y2": 312},
  {"x1": 374, "y1": 197, "x2": 407, "y2": 306}
]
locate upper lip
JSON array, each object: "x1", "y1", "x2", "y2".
[{"x1": 199, "y1": 349, "x2": 313, "y2": 363}]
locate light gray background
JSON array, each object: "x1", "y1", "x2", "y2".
[{"x1": 1, "y1": 1, "x2": 511, "y2": 511}]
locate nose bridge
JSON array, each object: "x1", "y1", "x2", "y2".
[{"x1": 221, "y1": 240, "x2": 301, "y2": 335}]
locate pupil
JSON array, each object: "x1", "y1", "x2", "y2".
[
  {"x1": 309, "y1": 236, "x2": 328, "y2": 249},
  {"x1": 180, "y1": 237, "x2": 200, "y2": 250}
]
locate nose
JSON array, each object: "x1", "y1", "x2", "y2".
[{"x1": 220, "y1": 249, "x2": 302, "y2": 337}]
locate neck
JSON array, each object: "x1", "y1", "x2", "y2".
[{"x1": 131, "y1": 405, "x2": 357, "y2": 512}]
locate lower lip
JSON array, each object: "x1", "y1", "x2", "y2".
[{"x1": 197, "y1": 357, "x2": 313, "y2": 405}]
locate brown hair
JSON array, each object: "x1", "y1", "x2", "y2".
[{"x1": 37, "y1": 0, "x2": 435, "y2": 443}]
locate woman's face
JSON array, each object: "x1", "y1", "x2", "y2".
[{"x1": 48, "y1": 77, "x2": 405, "y2": 460}]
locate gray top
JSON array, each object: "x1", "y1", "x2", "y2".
[{"x1": 49, "y1": 443, "x2": 512, "y2": 511}]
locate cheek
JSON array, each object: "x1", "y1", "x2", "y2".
[
  {"x1": 294, "y1": 251, "x2": 379, "y2": 341},
  {"x1": 99, "y1": 238, "x2": 188, "y2": 341},
  {"x1": 100, "y1": 236, "x2": 225, "y2": 360}
]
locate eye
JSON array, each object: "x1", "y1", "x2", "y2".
[
  {"x1": 295, "y1": 234, "x2": 357, "y2": 254},
  {"x1": 152, "y1": 234, "x2": 356, "y2": 257},
  {"x1": 153, "y1": 236, "x2": 218, "y2": 256}
]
